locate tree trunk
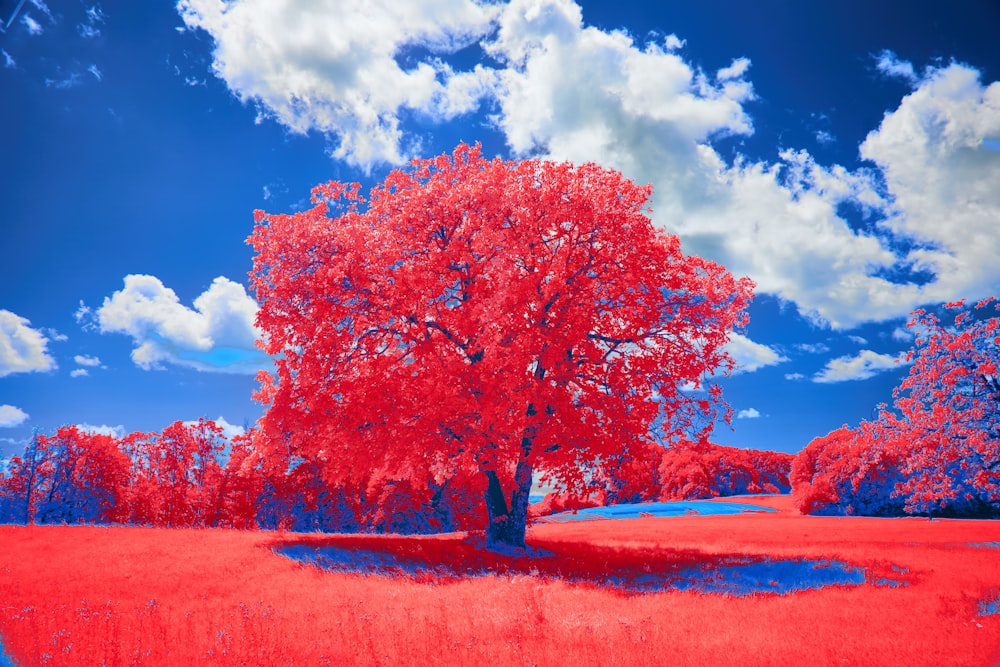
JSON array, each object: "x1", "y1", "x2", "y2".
[{"x1": 483, "y1": 449, "x2": 534, "y2": 550}]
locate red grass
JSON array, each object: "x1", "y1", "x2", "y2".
[{"x1": 1, "y1": 496, "x2": 999, "y2": 666}]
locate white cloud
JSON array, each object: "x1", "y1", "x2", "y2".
[
  {"x1": 796, "y1": 342, "x2": 830, "y2": 354},
  {"x1": 174, "y1": 1, "x2": 1000, "y2": 329},
  {"x1": 724, "y1": 332, "x2": 788, "y2": 373},
  {"x1": 0, "y1": 405, "x2": 29, "y2": 428},
  {"x1": 736, "y1": 407, "x2": 760, "y2": 419},
  {"x1": 2, "y1": 49, "x2": 15, "y2": 68},
  {"x1": 784, "y1": 372, "x2": 806, "y2": 381},
  {"x1": 717, "y1": 57, "x2": 750, "y2": 82},
  {"x1": 94, "y1": 274, "x2": 268, "y2": 374},
  {"x1": 74, "y1": 354, "x2": 102, "y2": 367},
  {"x1": 815, "y1": 130, "x2": 835, "y2": 145},
  {"x1": 812, "y1": 349, "x2": 909, "y2": 384},
  {"x1": 663, "y1": 34, "x2": 685, "y2": 51},
  {"x1": 874, "y1": 49, "x2": 917, "y2": 84},
  {"x1": 78, "y1": 423, "x2": 126, "y2": 438},
  {"x1": 78, "y1": 4, "x2": 104, "y2": 38},
  {"x1": 87, "y1": 64, "x2": 102, "y2": 81},
  {"x1": 847, "y1": 335, "x2": 868, "y2": 345},
  {"x1": 177, "y1": 0, "x2": 500, "y2": 171},
  {"x1": 0, "y1": 310, "x2": 57, "y2": 377},
  {"x1": 855, "y1": 62, "x2": 1000, "y2": 317},
  {"x1": 22, "y1": 13, "x2": 42, "y2": 35},
  {"x1": 183, "y1": 415, "x2": 246, "y2": 440},
  {"x1": 70, "y1": 369, "x2": 89, "y2": 378},
  {"x1": 891, "y1": 326, "x2": 913, "y2": 342},
  {"x1": 482, "y1": 4, "x2": 1000, "y2": 329}
]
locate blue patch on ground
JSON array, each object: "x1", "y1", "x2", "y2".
[
  {"x1": 666, "y1": 559, "x2": 866, "y2": 595},
  {"x1": 279, "y1": 543, "x2": 449, "y2": 577},
  {"x1": 0, "y1": 638, "x2": 15, "y2": 667},
  {"x1": 544, "y1": 500, "x2": 777, "y2": 522},
  {"x1": 980, "y1": 598, "x2": 1000, "y2": 617},
  {"x1": 969, "y1": 542, "x2": 1000, "y2": 549},
  {"x1": 277, "y1": 545, "x2": 891, "y2": 597}
]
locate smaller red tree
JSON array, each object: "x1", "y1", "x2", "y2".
[{"x1": 792, "y1": 297, "x2": 1000, "y2": 517}]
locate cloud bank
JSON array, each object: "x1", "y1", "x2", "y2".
[
  {"x1": 92, "y1": 274, "x2": 268, "y2": 374},
  {"x1": 177, "y1": 0, "x2": 499, "y2": 170},
  {"x1": 177, "y1": 0, "x2": 1000, "y2": 330}
]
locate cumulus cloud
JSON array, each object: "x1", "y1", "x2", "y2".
[
  {"x1": 784, "y1": 372, "x2": 806, "y2": 381},
  {"x1": 796, "y1": 342, "x2": 830, "y2": 354},
  {"x1": 491, "y1": 11, "x2": 1000, "y2": 328},
  {"x1": 78, "y1": 423, "x2": 126, "y2": 438},
  {"x1": 0, "y1": 405, "x2": 29, "y2": 428},
  {"x1": 812, "y1": 350, "x2": 909, "y2": 383},
  {"x1": 70, "y1": 369, "x2": 89, "y2": 378},
  {"x1": 177, "y1": 0, "x2": 500, "y2": 170},
  {"x1": 0, "y1": 310, "x2": 57, "y2": 377},
  {"x1": 74, "y1": 354, "x2": 102, "y2": 367},
  {"x1": 176, "y1": 1, "x2": 1000, "y2": 329},
  {"x1": 724, "y1": 332, "x2": 788, "y2": 374},
  {"x1": 874, "y1": 49, "x2": 918, "y2": 84},
  {"x1": 855, "y1": 62, "x2": 1000, "y2": 314},
  {"x1": 92, "y1": 274, "x2": 268, "y2": 374},
  {"x1": 736, "y1": 407, "x2": 760, "y2": 419},
  {"x1": 183, "y1": 415, "x2": 246, "y2": 440}
]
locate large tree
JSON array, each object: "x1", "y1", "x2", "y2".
[{"x1": 248, "y1": 144, "x2": 754, "y2": 548}]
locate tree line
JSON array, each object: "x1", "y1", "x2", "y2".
[{"x1": 0, "y1": 419, "x2": 791, "y2": 531}]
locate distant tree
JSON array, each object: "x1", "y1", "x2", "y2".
[
  {"x1": 656, "y1": 442, "x2": 793, "y2": 502},
  {"x1": 118, "y1": 420, "x2": 228, "y2": 527},
  {"x1": 33, "y1": 426, "x2": 131, "y2": 524},
  {"x1": 0, "y1": 432, "x2": 44, "y2": 524},
  {"x1": 0, "y1": 427, "x2": 130, "y2": 525},
  {"x1": 249, "y1": 144, "x2": 754, "y2": 548},
  {"x1": 792, "y1": 298, "x2": 1000, "y2": 517}
]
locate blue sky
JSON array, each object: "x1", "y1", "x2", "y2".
[{"x1": 1, "y1": 0, "x2": 999, "y2": 458}]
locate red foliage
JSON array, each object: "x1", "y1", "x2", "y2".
[
  {"x1": 657, "y1": 442, "x2": 793, "y2": 501},
  {"x1": 793, "y1": 298, "x2": 1000, "y2": 516},
  {"x1": 1, "y1": 504, "x2": 999, "y2": 665},
  {"x1": 247, "y1": 143, "x2": 754, "y2": 548}
]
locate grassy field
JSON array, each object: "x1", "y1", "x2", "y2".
[{"x1": 1, "y1": 495, "x2": 998, "y2": 666}]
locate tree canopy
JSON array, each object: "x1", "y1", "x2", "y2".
[
  {"x1": 792, "y1": 297, "x2": 1000, "y2": 517},
  {"x1": 248, "y1": 144, "x2": 754, "y2": 547}
]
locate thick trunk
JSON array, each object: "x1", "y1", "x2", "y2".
[{"x1": 483, "y1": 446, "x2": 534, "y2": 549}]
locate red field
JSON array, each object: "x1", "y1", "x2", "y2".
[{"x1": 1, "y1": 496, "x2": 999, "y2": 666}]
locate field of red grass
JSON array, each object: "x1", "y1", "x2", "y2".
[{"x1": 1, "y1": 496, "x2": 999, "y2": 666}]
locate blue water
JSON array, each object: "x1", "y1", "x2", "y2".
[
  {"x1": 543, "y1": 500, "x2": 777, "y2": 522},
  {"x1": 277, "y1": 544, "x2": 893, "y2": 596}
]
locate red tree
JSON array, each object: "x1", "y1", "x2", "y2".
[
  {"x1": 121, "y1": 420, "x2": 227, "y2": 527},
  {"x1": 792, "y1": 298, "x2": 1000, "y2": 517},
  {"x1": 249, "y1": 144, "x2": 754, "y2": 548}
]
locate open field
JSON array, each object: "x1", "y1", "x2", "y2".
[{"x1": 1, "y1": 496, "x2": 999, "y2": 666}]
